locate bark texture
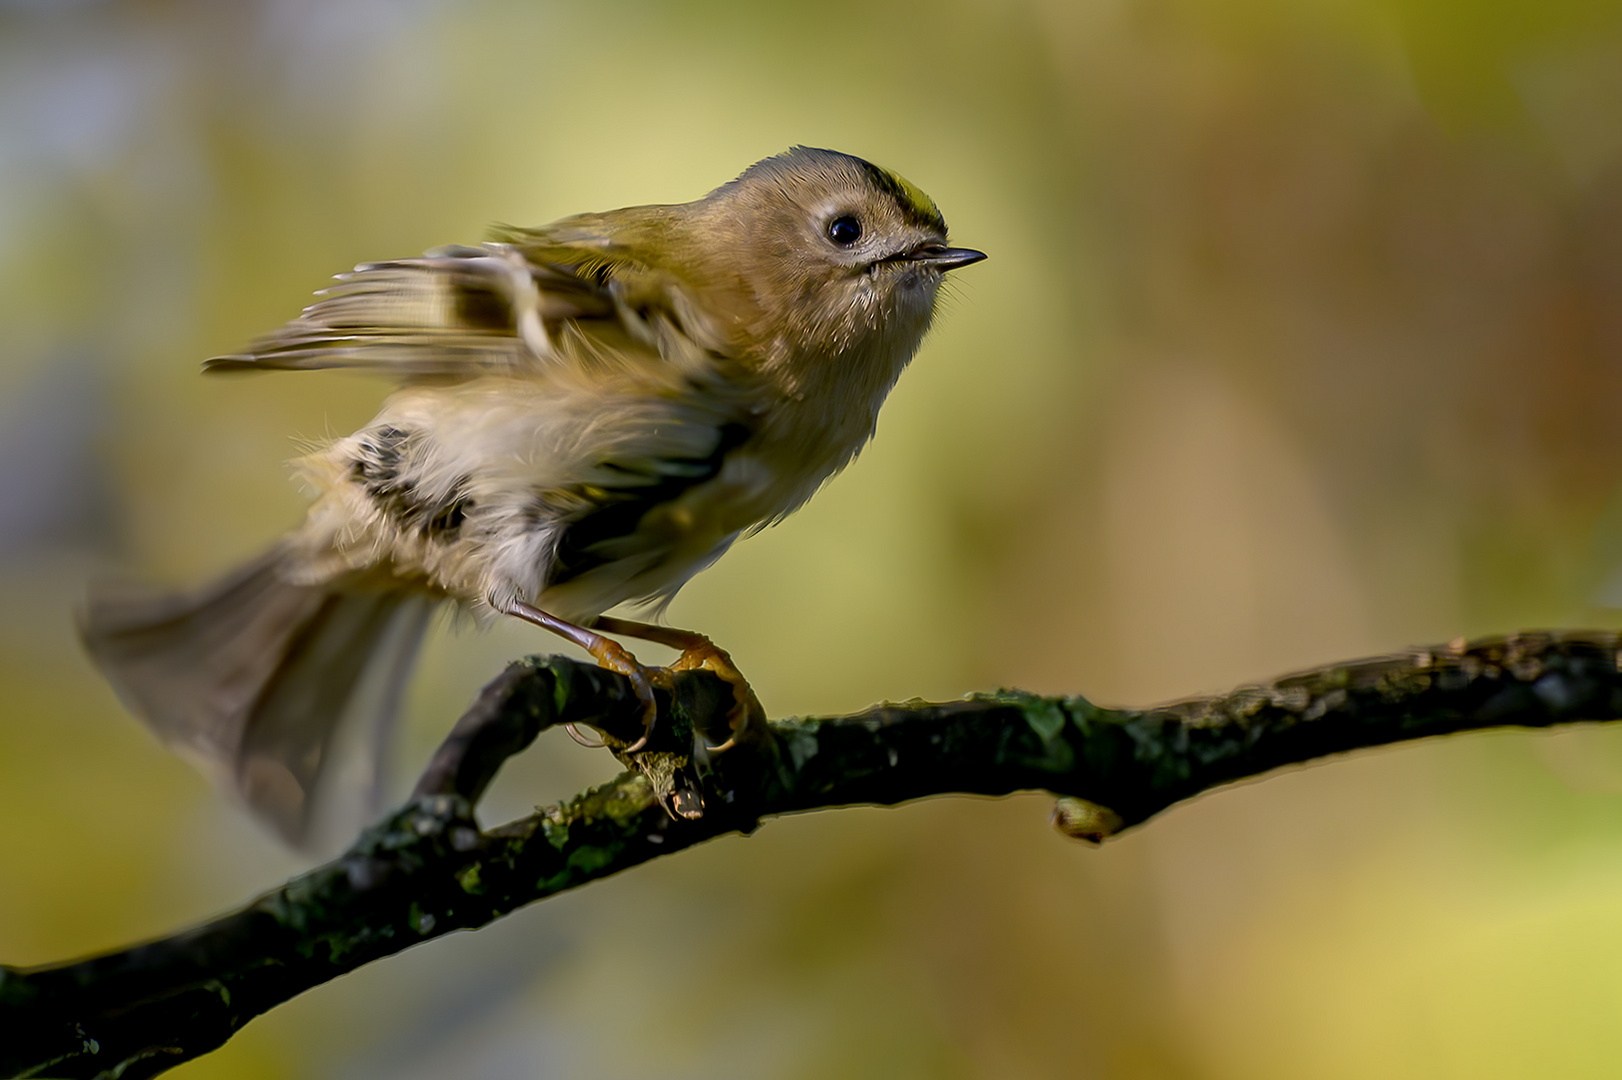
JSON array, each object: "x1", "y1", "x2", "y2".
[{"x1": 4, "y1": 630, "x2": 1619, "y2": 1078}]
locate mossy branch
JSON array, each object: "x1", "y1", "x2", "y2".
[{"x1": 5, "y1": 630, "x2": 1621, "y2": 1078}]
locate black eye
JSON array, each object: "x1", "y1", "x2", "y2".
[{"x1": 827, "y1": 215, "x2": 862, "y2": 246}]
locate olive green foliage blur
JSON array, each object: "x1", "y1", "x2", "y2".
[{"x1": 5, "y1": 0, "x2": 1622, "y2": 1077}]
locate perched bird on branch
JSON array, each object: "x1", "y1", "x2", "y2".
[{"x1": 79, "y1": 147, "x2": 985, "y2": 841}]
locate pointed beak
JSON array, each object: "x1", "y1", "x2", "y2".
[{"x1": 903, "y1": 243, "x2": 987, "y2": 271}]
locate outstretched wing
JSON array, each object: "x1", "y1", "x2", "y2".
[{"x1": 207, "y1": 219, "x2": 733, "y2": 378}]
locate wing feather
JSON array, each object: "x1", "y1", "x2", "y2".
[{"x1": 205, "y1": 239, "x2": 704, "y2": 378}]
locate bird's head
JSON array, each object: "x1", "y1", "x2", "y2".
[{"x1": 691, "y1": 147, "x2": 985, "y2": 392}]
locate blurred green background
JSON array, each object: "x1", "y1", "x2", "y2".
[{"x1": 6, "y1": 0, "x2": 1622, "y2": 1075}]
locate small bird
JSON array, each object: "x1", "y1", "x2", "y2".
[{"x1": 80, "y1": 147, "x2": 985, "y2": 841}]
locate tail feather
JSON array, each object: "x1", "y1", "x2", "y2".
[{"x1": 79, "y1": 547, "x2": 433, "y2": 843}]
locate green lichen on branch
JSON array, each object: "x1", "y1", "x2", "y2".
[{"x1": 5, "y1": 630, "x2": 1622, "y2": 1078}]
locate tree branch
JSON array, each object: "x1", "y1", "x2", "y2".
[{"x1": 5, "y1": 630, "x2": 1620, "y2": 1078}]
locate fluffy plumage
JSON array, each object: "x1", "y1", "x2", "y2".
[{"x1": 80, "y1": 147, "x2": 985, "y2": 841}]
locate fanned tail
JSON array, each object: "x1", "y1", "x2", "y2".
[{"x1": 78, "y1": 547, "x2": 433, "y2": 843}]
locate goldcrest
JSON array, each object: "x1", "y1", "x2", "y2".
[{"x1": 80, "y1": 147, "x2": 985, "y2": 840}]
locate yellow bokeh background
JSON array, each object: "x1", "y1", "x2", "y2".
[{"x1": 5, "y1": 0, "x2": 1622, "y2": 1075}]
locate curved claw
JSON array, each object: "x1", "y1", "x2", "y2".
[
  {"x1": 564, "y1": 723, "x2": 606, "y2": 748},
  {"x1": 670, "y1": 644, "x2": 766, "y2": 753},
  {"x1": 587, "y1": 617, "x2": 769, "y2": 752},
  {"x1": 612, "y1": 658, "x2": 657, "y2": 752}
]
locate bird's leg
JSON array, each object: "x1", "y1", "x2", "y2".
[
  {"x1": 591, "y1": 616, "x2": 767, "y2": 752},
  {"x1": 504, "y1": 599, "x2": 656, "y2": 752}
]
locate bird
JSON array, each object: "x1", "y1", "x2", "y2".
[{"x1": 79, "y1": 146, "x2": 986, "y2": 842}]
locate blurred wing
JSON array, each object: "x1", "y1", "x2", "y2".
[
  {"x1": 206, "y1": 238, "x2": 721, "y2": 378},
  {"x1": 494, "y1": 212, "x2": 755, "y2": 356}
]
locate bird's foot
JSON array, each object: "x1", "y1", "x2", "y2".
[
  {"x1": 666, "y1": 638, "x2": 767, "y2": 752},
  {"x1": 579, "y1": 636, "x2": 658, "y2": 752},
  {"x1": 590, "y1": 616, "x2": 769, "y2": 753}
]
